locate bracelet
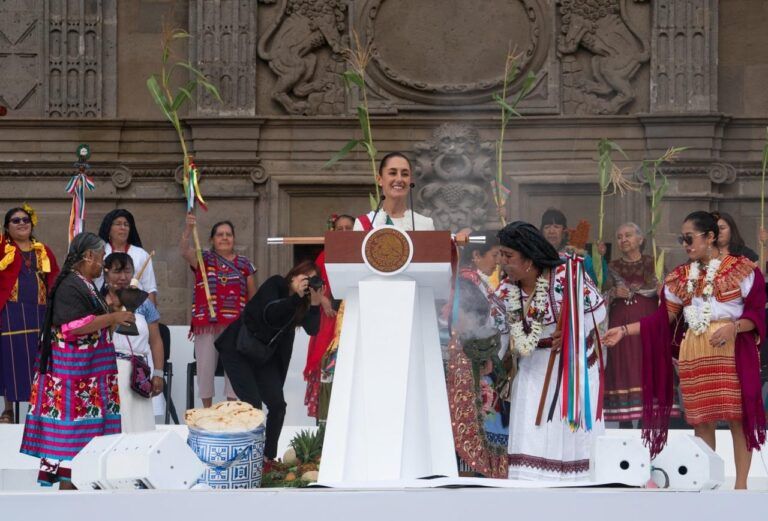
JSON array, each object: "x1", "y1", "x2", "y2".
[
  {"x1": 621, "y1": 325, "x2": 629, "y2": 338},
  {"x1": 152, "y1": 369, "x2": 164, "y2": 378},
  {"x1": 734, "y1": 320, "x2": 740, "y2": 336}
]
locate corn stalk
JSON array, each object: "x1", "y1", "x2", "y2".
[
  {"x1": 491, "y1": 48, "x2": 536, "y2": 225},
  {"x1": 592, "y1": 139, "x2": 632, "y2": 290},
  {"x1": 146, "y1": 25, "x2": 222, "y2": 318},
  {"x1": 324, "y1": 31, "x2": 380, "y2": 210},
  {"x1": 641, "y1": 147, "x2": 687, "y2": 283}
]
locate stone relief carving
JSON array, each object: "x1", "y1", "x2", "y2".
[
  {"x1": 558, "y1": 0, "x2": 649, "y2": 114},
  {"x1": 257, "y1": 0, "x2": 347, "y2": 115},
  {"x1": 0, "y1": 0, "x2": 42, "y2": 116},
  {"x1": 412, "y1": 123, "x2": 495, "y2": 232},
  {"x1": 190, "y1": 0, "x2": 258, "y2": 116},
  {"x1": 44, "y1": 0, "x2": 117, "y2": 117},
  {"x1": 359, "y1": 0, "x2": 557, "y2": 111}
]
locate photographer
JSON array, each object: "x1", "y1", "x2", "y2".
[{"x1": 215, "y1": 261, "x2": 321, "y2": 465}]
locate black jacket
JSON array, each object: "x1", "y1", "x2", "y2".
[{"x1": 216, "y1": 275, "x2": 319, "y2": 372}]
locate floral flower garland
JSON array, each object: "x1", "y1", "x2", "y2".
[
  {"x1": 683, "y1": 258, "x2": 721, "y2": 335},
  {"x1": 507, "y1": 276, "x2": 550, "y2": 356}
]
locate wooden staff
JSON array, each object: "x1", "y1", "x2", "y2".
[
  {"x1": 133, "y1": 250, "x2": 155, "y2": 284},
  {"x1": 535, "y1": 312, "x2": 563, "y2": 426}
]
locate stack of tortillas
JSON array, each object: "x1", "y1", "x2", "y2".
[{"x1": 185, "y1": 401, "x2": 265, "y2": 433}]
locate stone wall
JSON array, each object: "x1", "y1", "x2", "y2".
[{"x1": 1, "y1": 0, "x2": 767, "y2": 323}]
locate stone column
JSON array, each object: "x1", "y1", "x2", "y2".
[
  {"x1": 650, "y1": 0, "x2": 718, "y2": 113},
  {"x1": 189, "y1": 0, "x2": 258, "y2": 117}
]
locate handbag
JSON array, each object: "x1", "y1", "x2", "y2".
[
  {"x1": 126, "y1": 337, "x2": 153, "y2": 398},
  {"x1": 235, "y1": 303, "x2": 293, "y2": 366}
]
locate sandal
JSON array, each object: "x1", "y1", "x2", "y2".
[{"x1": 0, "y1": 410, "x2": 13, "y2": 424}]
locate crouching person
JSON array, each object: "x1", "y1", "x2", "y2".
[{"x1": 216, "y1": 261, "x2": 321, "y2": 469}]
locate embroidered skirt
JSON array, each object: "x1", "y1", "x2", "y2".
[{"x1": 678, "y1": 321, "x2": 742, "y2": 425}]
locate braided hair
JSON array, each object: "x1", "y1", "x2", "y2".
[
  {"x1": 498, "y1": 221, "x2": 564, "y2": 270},
  {"x1": 38, "y1": 232, "x2": 106, "y2": 373}
]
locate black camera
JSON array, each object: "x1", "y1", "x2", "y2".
[{"x1": 307, "y1": 275, "x2": 324, "y2": 292}]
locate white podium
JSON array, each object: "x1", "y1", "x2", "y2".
[{"x1": 318, "y1": 228, "x2": 458, "y2": 485}]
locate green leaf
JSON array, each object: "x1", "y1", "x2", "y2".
[
  {"x1": 591, "y1": 243, "x2": 604, "y2": 291},
  {"x1": 172, "y1": 30, "x2": 191, "y2": 40},
  {"x1": 655, "y1": 249, "x2": 666, "y2": 283},
  {"x1": 493, "y1": 94, "x2": 521, "y2": 117},
  {"x1": 357, "y1": 106, "x2": 371, "y2": 143},
  {"x1": 361, "y1": 140, "x2": 377, "y2": 160},
  {"x1": 171, "y1": 80, "x2": 198, "y2": 112},
  {"x1": 323, "y1": 139, "x2": 360, "y2": 169},
  {"x1": 513, "y1": 71, "x2": 537, "y2": 105},
  {"x1": 146, "y1": 75, "x2": 174, "y2": 123},
  {"x1": 342, "y1": 70, "x2": 365, "y2": 89},
  {"x1": 198, "y1": 79, "x2": 223, "y2": 103},
  {"x1": 369, "y1": 192, "x2": 379, "y2": 212}
]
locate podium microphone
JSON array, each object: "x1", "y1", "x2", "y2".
[
  {"x1": 371, "y1": 194, "x2": 386, "y2": 228},
  {"x1": 409, "y1": 183, "x2": 416, "y2": 231}
]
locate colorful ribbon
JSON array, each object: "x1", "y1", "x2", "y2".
[
  {"x1": 184, "y1": 159, "x2": 208, "y2": 212},
  {"x1": 65, "y1": 171, "x2": 95, "y2": 244}
]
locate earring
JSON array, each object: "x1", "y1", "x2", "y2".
[{"x1": 525, "y1": 264, "x2": 531, "y2": 273}]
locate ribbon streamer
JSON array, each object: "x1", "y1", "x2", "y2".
[
  {"x1": 65, "y1": 171, "x2": 96, "y2": 244},
  {"x1": 184, "y1": 159, "x2": 208, "y2": 212}
]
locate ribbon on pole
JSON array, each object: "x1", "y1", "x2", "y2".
[
  {"x1": 66, "y1": 145, "x2": 95, "y2": 245},
  {"x1": 184, "y1": 157, "x2": 208, "y2": 212}
]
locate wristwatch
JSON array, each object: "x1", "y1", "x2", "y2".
[{"x1": 152, "y1": 369, "x2": 164, "y2": 378}]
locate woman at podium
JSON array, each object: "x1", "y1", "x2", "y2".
[
  {"x1": 353, "y1": 153, "x2": 435, "y2": 231},
  {"x1": 496, "y1": 222, "x2": 606, "y2": 482}
]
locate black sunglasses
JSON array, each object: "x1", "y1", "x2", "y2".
[
  {"x1": 10, "y1": 217, "x2": 31, "y2": 225},
  {"x1": 677, "y1": 232, "x2": 705, "y2": 246}
]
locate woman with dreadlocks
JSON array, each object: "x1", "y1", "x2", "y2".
[
  {"x1": 19, "y1": 232, "x2": 134, "y2": 488},
  {"x1": 496, "y1": 222, "x2": 606, "y2": 481}
]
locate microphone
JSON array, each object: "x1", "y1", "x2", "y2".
[
  {"x1": 370, "y1": 194, "x2": 386, "y2": 228},
  {"x1": 408, "y1": 183, "x2": 416, "y2": 231}
]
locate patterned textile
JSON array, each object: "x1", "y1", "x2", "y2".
[
  {"x1": 0, "y1": 250, "x2": 48, "y2": 401},
  {"x1": 678, "y1": 321, "x2": 742, "y2": 425},
  {"x1": 191, "y1": 251, "x2": 254, "y2": 334},
  {"x1": 446, "y1": 334, "x2": 508, "y2": 478},
  {"x1": 20, "y1": 272, "x2": 120, "y2": 485}
]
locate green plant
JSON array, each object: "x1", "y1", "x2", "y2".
[
  {"x1": 324, "y1": 30, "x2": 380, "y2": 210},
  {"x1": 641, "y1": 147, "x2": 686, "y2": 283},
  {"x1": 289, "y1": 427, "x2": 325, "y2": 464},
  {"x1": 491, "y1": 48, "x2": 536, "y2": 225}
]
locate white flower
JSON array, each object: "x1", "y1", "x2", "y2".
[
  {"x1": 507, "y1": 276, "x2": 550, "y2": 356},
  {"x1": 683, "y1": 258, "x2": 720, "y2": 335}
]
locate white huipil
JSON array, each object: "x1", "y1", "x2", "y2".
[
  {"x1": 497, "y1": 263, "x2": 606, "y2": 481},
  {"x1": 353, "y1": 210, "x2": 435, "y2": 231}
]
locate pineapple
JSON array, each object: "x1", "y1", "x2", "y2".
[{"x1": 289, "y1": 427, "x2": 325, "y2": 465}]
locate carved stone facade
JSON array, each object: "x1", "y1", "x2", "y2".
[
  {"x1": 189, "y1": 0, "x2": 258, "y2": 116},
  {"x1": 650, "y1": 0, "x2": 718, "y2": 112},
  {"x1": 1, "y1": 0, "x2": 767, "y2": 323},
  {"x1": 412, "y1": 123, "x2": 495, "y2": 232}
]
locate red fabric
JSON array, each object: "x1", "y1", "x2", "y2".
[
  {"x1": 0, "y1": 239, "x2": 59, "y2": 312},
  {"x1": 358, "y1": 214, "x2": 373, "y2": 232},
  {"x1": 303, "y1": 251, "x2": 337, "y2": 416},
  {"x1": 640, "y1": 269, "x2": 767, "y2": 457}
]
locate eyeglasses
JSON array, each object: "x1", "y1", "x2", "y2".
[
  {"x1": 10, "y1": 217, "x2": 31, "y2": 225},
  {"x1": 677, "y1": 232, "x2": 705, "y2": 246}
]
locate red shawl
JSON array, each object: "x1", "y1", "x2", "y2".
[
  {"x1": 641, "y1": 267, "x2": 766, "y2": 457},
  {"x1": 0, "y1": 236, "x2": 59, "y2": 312},
  {"x1": 304, "y1": 250, "x2": 337, "y2": 380}
]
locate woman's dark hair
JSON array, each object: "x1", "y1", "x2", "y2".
[
  {"x1": 683, "y1": 211, "x2": 719, "y2": 242},
  {"x1": 378, "y1": 152, "x2": 412, "y2": 175},
  {"x1": 713, "y1": 211, "x2": 747, "y2": 256},
  {"x1": 98, "y1": 209, "x2": 143, "y2": 248},
  {"x1": 100, "y1": 252, "x2": 134, "y2": 295},
  {"x1": 540, "y1": 208, "x2": 567, "y2": 229},
  {"x1": 333, "y1": 214, "x2": 355, "y2": 229},
  {"x1": 498, "y1": 221, "x2": 564, "y2": 270},
  {"x1": 3, "y1": 207, "x2": 35, "y2": 243},
  {"x1": 459, "y1": 230, "x2": 499, "y2": 268},
  {"x1": 39, "y1": 232, "x2": 106, "y2": 373},
  {"x1": 285, "y1": 260, "x2": 319, "y2": 326},
  {"x1": 210, "y1": 220, "x2": 235, "y2": 239}
]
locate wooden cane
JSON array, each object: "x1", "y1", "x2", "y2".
[
  {"x1": 133, "y1": 250, "x2": 155, "y2": 285},
  {"x1": 535, "y1": 313, "x2": 563, "y2": 426}
]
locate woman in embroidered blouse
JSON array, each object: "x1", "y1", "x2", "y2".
[
  {"x1": 181, "y1": 214, "x2": 256, "y2": 407},
  {"x1": 96, "y1": 209, "x2": 157, "y2": 304},
  {"x1": 353, "y1": 152, "x2": 435, "y2": 231},
  {"x1": 0, "y1": 206, "x2": 59, "y2": 424},
  {"x1": 20, "y1": 232, "x2": 134, "y2": 488},
  {"x1": 604, "y1": 211, "x2": 766, "y2": 489},
  {"x1": 102, "y1": 252, "x2": 164, "y2": 432},
  {"x1": 496, "y1": 222, "x2": 606, "y2": 482}
]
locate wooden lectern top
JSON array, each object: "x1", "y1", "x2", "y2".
[{"x1": 324, "y1": 231, "x2": 453, "y2": 264}]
